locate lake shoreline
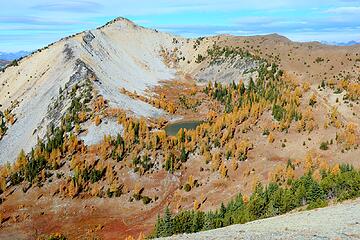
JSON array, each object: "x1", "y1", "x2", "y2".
[{"x1": 164, "y1": 119, "x2": 204, "y2": 136}]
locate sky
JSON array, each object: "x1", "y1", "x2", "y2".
[{"x1": 1, "y1": 0, "x2": 360, "y2": 52}]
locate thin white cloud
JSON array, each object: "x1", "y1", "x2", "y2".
[
  {"x1": 0, "y1": 16, "x2": 89, "y2": 25},
  {"x1": 325, "y1": 6, "x2": 360, "y2": 14},
  {"x1": 32, "y1": 1, "x2": 102, "y2": 13}
]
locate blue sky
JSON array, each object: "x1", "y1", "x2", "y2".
[{"x1": 1, "y1": 0, "x2": 360, "y2": 52}]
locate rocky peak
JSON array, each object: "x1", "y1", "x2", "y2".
[{"x1": 98, "y1": 16, "x2": 140, "y2": 30}]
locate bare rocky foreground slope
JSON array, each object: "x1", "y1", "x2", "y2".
[{"x1": 163, "y1": 198, "x2": 360, "y2": 240}]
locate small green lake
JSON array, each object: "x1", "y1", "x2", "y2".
[{"x1": 165, "y1": 120, "x2": 203, "y2": 136}]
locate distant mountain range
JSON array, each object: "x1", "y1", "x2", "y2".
[
  {"x1": 322, "y1": 40, "x2": 360, "y2": 46},
  {"x1": 0, "y1": 51, "x2": 31, "y2": 61},
  {"x1": 0, "y1": 60, "x2": 11, "y2": 69}
]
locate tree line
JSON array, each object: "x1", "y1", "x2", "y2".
[{"x1": 151, "y1": 164, "x2": 360, "y2": 237}]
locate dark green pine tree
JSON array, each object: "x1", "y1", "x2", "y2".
[
  {"x1": 0, "y1": 115, "x2": 5, "y2": 132},
  {"x1": 180, "y1": 147, "x2": 188, "y2": 163},
  {"x1": 248, "y1": 77, "x2": 255, "y2": 92},
  {"x1": 202, "y1": 212, "x2": 215, "y2": 231},
  {"x1": 219, "y1": 202, "x2": 226, "y2": 218},
  {"x1": 265, "y1": 200, "x2": 278, "y2": 217},
  {"x1": 225, "y1": 95, "x2": 233, "y2": 113},
  {"x1": 179, "y1": 128, "x2": 185, "y2": 143},
  {"x1": 233, "y1": 193, "x2": 244, "y2": 210},
  {"x1": 165, "y1": 155, "x2": 174, "y2": 173},
  {"x1": 307, "y1": 181, "x2": 324, "y2": 203},
  {"x1": 154, "y1": 214, "x2": 164, "y2": 237},
  {"x1": 163, "y1": 206, "x2": 173, "y2": 236},
  {"x1": 239, "y1": 81, "x2": 246, "y2": 95},
  {"x1": 280, "y1": 189, "x2": 297, "y2": 214},
  {"x1": 295, "y1": 184, "x2": 307, "y2": 206},
  {"x1": 191, "y1": 211, "x2": 203, "y2": 233}
]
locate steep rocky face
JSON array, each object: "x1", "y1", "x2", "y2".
[
  {"x1": 194, "y1": 48, "x2": 261, "y2": 84},
  {"x1": 0, "y1": 40, "x2": 75, "y2": 164}
]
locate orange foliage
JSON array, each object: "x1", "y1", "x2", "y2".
[
  {"x1": 270, "y1": 165, "x2": 286, "y2": 183},
  {"x1": 211, "y1": 152, "x2": 221, "y2": 171},
  {"x1": 243, "y1": 194, "x2": 249, "y2": 204},
  {"x1": 313, "y1": 169, "x2": 322, "y2": 181},
  {"x1": 286, "y1": 167, "x2": 295, "y2": 180},
  {"x1": 319, "y1": 158, "x2": 329, "y2": 171},
  {"x1": 329, "y1": 107, "x2": 342, "y2": 128},
  {"x1": 93, "y1": 96, "x2": 105, "y2": 112},
  {"x1": 193, "y1": 199, "x2": 201, "y2": 210},
  {"x1": 231, "y1": 158, "x2": 238, "y2": 171},
  {"x1": 219, "y1": 163, "x2": 228, "y2": 178},
  {"x1": 337, "y1": 122, "x2": 359, "y2": 149},
  {"x1": 297, "y1": 107, "x2": 317, "y2": 132},
  {"x1": 346, "y1": 82, "x2": 360, "y2": 100},
  {"x1": 331, "y1": 164, "x2": 341, "y2": 175},
  {"x1": 302, "y1": 82, "x2": 310, "y2": 92},
  {"x1": 304, "y1": 151, "x2": 314, "y2": 172},
  {"x1": 94, "y1": 115, "x2": 102, "y2": 126},
  {"x1": 268, "y1": 132, "x2": 275, "y2": 143},
  {"x1": 78, "y1": 111, "x2": 87, "y2": 123}
]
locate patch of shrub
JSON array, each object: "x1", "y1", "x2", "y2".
[
  {"x1": 320, "y1": 141, "x2": 329, "y2": 150},
  {"x1": 183, "y1": 183, "x2": 191, "y2": 192},
  {"x1": 142, "y1": 196, "x2": 152, "y2": 205}
]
